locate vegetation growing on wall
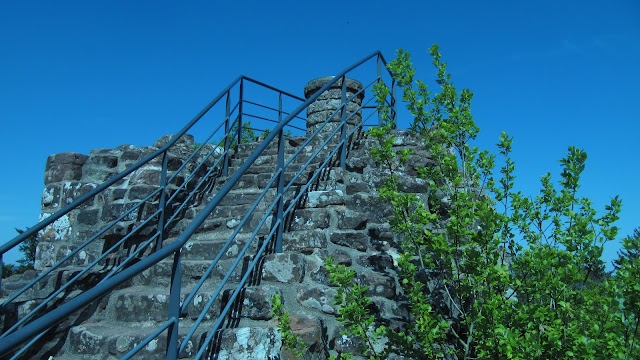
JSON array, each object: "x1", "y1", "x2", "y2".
[
  {"x1": 317, "y1": 46, "x2": 640, "y2": 359},
  {"x1": 2, "y1": 228, "x2": 37, "y2": 278}
]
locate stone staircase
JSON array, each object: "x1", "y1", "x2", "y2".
[
  {"x1": 55, "y1": 137, "x2": 325, "y2": 359},
  {"x1": 45, "y1": 129, "x2": 429, "y2": 359},
  {"x1": 0, "y1": 73, "x2": 433, "y2": 359}
]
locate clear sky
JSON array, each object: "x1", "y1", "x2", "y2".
[{"x1": 1, "y1": 1, "x2": 638, "y2": 266}]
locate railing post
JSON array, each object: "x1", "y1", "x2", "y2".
[
  {"x1": 274, "y1": 134, "x2": 285, "y2": 253},
  {"x1": 274, "y1": 92, "x2": 285, "y2": 253},
  {"x1": 156, "y1": 150, "x2": 169, "y2": 251},
  {"x1": 166, "y1": 250, "x2": 182, "y2": 359},
  {"x1": 377, "y1": 55, "x2": 383, "y2": 127},
  {"x1": 237, "y1": 79, "x2": 244, "y2": 145},
  {"x1": 278, "y1": 92, "x2": 283, "y2": 128},
  {"x1": 339, "y1": 75, "x2": 348, "y2": 169},
  {"x1": 223, "y1": 92, "x2": 231, "y2": 176}
]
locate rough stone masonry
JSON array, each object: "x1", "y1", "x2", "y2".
[{"x1": 4, "y1": 77, "x2": 440, "y2": 359}]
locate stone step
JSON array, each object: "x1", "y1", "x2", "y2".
[
  {"x1": 143, "y1": 259, "x2": 252, "y2": 288},
  {"x1": 107, "y1": 284, "x2": 280, "y2": 323},
  {"x1": 65, "y1": 321, "x2": 205, "y2": 359},
  {"x1": 168, "y1": 211, "x2": 271, "y2": 240},
  {"x1": 139, "y1": 250, "x2": 305, "y2": 288},
  {"x1": 179, "y1": 236, "x2": 259, "y2": 262},
  {"x1": 64, "y1": 307, "x2": 285, "y2": 359}
]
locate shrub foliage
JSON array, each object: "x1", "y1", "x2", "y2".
[{"x1": 322, "y1": 46, "x2": 640, "y2": 359}]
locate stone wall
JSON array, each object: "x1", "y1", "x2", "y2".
[
  {"x1": 20, "y1": 77, "x2": 440, "y2": 359},
  {"x1": 35, "y1": 134, "x2": 211, "y2": 271}
]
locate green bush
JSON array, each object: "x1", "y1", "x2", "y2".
[{"x1": 322, "y1": 45, "x2": 640, "y2": 359}]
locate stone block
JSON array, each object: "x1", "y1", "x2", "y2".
[
  {"x1": 345, "y1": 193, "x2": 391, "y2": 223},
  {"x1": 330, "y1": 231, "x2": 369, "y2": 252},
  {"x1": 288, "y1": 208, "x2": 330, "y2": 231},
  {"x1": 287, "y1": 315, "x2": 325, "y2": 355},
  {"x1": 88, "y1": 152, "x2": 118, "y2": 168},
  {"x1": 77, "y1": 208, "x2": 100, "y2": 226},
  {"x1": 359, "y1": 253, "x2": 395, "y2": 272},
  {"x1": 101, "y1": 203, "x2": 138, "y2": 222},
  {"x1": 128, "y1": 185, "x2": 157, "y2": 200},
  {"x1": 305, "y1": 190, "x2": 345, "y2": 208},
  {"x1": 60, "y1": 181, "x2": 97, "y2": 207},
  {"x1": 345, "y1": 181, "x2": 370, "y2": 194},
  {"x1": 129, "y1": 168, "x2": 161, "y2": 186},
  {"x1": 336, "y1": 210, "x2": 368, "y2": 230},
  {"x1": 215, "y1": 327, "x2": 281, "y2": 360},
  {"x1": 261, "y1": 253, "x2": 304, "y2": 283},
  {"x1": 111, "y1": 188, "x2": 127, "y2": 201},
  {"x1": 296, "y1": 285, "x2": 336, "y2": 314},
  {"x1": 41, "y1": 184, "x2": 61, "y2": 209},
  {"x1": 44, "y1": 152, "x2": 88, "y2": 184},
  {"x1": 358, "y1": 272, "x2": 396, "y2": 298},
  {"x1": 241, "y1": 285, "x2": 281, "y2": 320},
  {"x1": 283, "y1": 230, "x2": 327, "y2": 254},
  {"x1": 36, "y1": 213, "x2": 72, "y2": 243},
  {"x1": 304, "y1": 252, "x2": 329, "y2": 284}
]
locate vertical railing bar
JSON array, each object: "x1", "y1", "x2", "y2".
[
  {"x1": 238, "y1": 78, "x2": 244, "y2": 145},
  {"x1": 156, "y1": 150, "x2": 169, "y2": 251},
  {"x1": 223, "y1": 91, "x2": 231, "y2": 176},
  {"x1": 339, "y1": 75, "x2": 348, "y2": 169},
  {"x1": 166, "y1": 250, "x2": 182, "y2": 359},
  {"x1": 275, "y1": 92, "x2": 285, "y2": 253},
  {"x1": 377, "y1": 54, "x2": 383, "y2": 126}
]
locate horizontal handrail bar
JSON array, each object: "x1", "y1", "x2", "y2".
[
  {"x1": 0, "y1": 74, "x2": 302, "y2": 257},
  {"x1": 242, "y1": 99, "x2": 307, "y2": 121},
  {"x1": 0, "y1": 188, "x2": 161, "y2": 308},
  {"x1": 241, "y1": 76, "x2": 306, "y2": 102}
]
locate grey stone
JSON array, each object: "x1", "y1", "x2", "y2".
[
  {"x1": 285, "y1": 315, "x2": 325, "y2": 356},
  {"x1": 330, "y1": 231, "x2": 369, "y2": 252},
  {"x1": 359, "y1": 253, "x2": 395, "y2": 272},
  {"x1": 60, "y1": 181, "x2": 97, "y2": 207},
  {"x1": 41, "y1": 184, "x2": 61, "y2": 208},
  {"x1": 304, "y1": 77, "x2": 364, "y2": 101},
  {"x1": 296, "y1": 285, "x2": 336, "y2": 314},
  {"x1": 242, "y1": 285, "x2": 281, "y2": 320},
  {"x1": 88, "y1": 153, "x2": 118, "y2": 168},
  {"x1": 128, "y1": 185, "x2": 157, "y2": 200},
  {"x1": 336, "y1": 211, "x2": 368, "y2": 230},
  {"x1": 111, "y1": 188, "x2": 127, "y2": 201},
  {"x1": 345, "y1": 193, "x2": 392, "y2": 223},
  {"x1": 358, "y1": 272, "x2": 396, "y2": 298},
  {"x1": 306, "y1": 190, "x2": 345, "y2": 208},
  {"x1": 262, "y1": 253, "x2": 304, "y2": 283},
  {"x1": 44, "y1": 152, "x2": 88, "y2": 184},
  {"x1": 77, "y1": 208, "x2": 100, "y2": 226},
  {"x1": 215, "y1": 327, "x2": 282, "y2": 360},
  {"x1": 288, "y1": 208, "x2": 330, "y2": 231},
  {"x1": 345, "y1": 181, "x2": 370, "y2": 194},
  {"x1": 129, "y1": 168, "x2": 161, "y2": 186},
  {"x1": 284, "y1": 230, "x2": 327, "y2": 254}
]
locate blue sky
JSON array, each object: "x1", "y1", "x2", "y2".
[{"x1": 1, "y1": 1, "x2": 638, "y2": 266}]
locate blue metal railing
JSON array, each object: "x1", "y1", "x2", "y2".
[{"x1": 0, "y1": 50, "x2": 396, "y2": 359}]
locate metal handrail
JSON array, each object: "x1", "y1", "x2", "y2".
[
  {"x1": 0, "y1": 75, "x2": 307, "y2": 344},
  {"x1": 0, "y1": 50, "x2": 396, "y2": 358},
  {"x1": 0, "y1": 75, "x2": 302, "y2": 260}
]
